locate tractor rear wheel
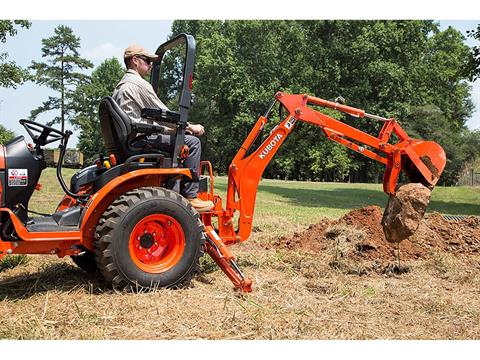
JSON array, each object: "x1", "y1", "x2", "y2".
[{"x1": 94, "y1": 187, "x2": 204, "y2": 290}]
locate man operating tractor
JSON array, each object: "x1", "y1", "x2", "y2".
[{"x1": 112, "y1": 44, "x2": 214, "y2": 213}]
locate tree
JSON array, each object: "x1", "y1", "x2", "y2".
[
  {"x1": 72, "y1": 58, "x2": 124, "y2": 163},
  {"x1": 404, "y1": 104, "x2": 480, "y2": 185},
  {"x1": 0, "y1": 20, "x2": 31, "y2": 88},
  {"x1": 467, "y1": 23, "x2": 480, "y2": 81},
  {"x1": 167, "y1": 20, "x2": 474, "y2": 185},
  {"x1": 0, "y1": 124, "x2": 15, "y2": 145},
  {"x1": 30, "y1": 25, "x2": 93, "y2": 132}
]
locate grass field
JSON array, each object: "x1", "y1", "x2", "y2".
[{"x1": 1, "y1": 168, "x2": 479, "y2": 339}]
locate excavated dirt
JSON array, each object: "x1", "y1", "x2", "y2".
[{"x1": 273, "y1": 206, "x2": 480, "y2": 270}]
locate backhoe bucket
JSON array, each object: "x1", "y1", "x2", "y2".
[
  {"x1": 381, "y1": 140, "x2": 446, "y2": 244},
  {"x1": 401, "y1": 140, "x2": 446, "y2": 188}
]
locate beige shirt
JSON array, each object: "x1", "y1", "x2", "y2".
[{"x1": 112, "y1": 69, "x2": 175, "y2": 134}]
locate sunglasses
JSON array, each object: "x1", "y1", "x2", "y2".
[{"x1": 136, "y1": 56, "x2": 152, "y2": 65}]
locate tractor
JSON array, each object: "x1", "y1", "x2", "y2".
[{"x1": 0, "y1": 34, "x2": 446, "y2": 292}]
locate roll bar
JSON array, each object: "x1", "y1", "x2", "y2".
[{"x1": 150, "y1": 33, "x2": 196, "y2": 167}]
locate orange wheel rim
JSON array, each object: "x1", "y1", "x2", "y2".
[{"x1": 128, "y1": 214, "x2": 185, "y2": 273}]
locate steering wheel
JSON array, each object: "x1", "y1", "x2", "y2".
[{"x1": 19, "y1": 119, "x2": 69, "y2": 147}]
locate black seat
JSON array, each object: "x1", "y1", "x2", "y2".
[{"x1": 99, "y1": 96, "x2": 170, "y2": 163}]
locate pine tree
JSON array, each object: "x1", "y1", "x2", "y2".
[{"x1": 30, "y1": 25, "x2": 93, "y2": 132}]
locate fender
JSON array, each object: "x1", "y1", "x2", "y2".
[{"x1": 79, "y1": 167, "x2": 192, "y2": 250}]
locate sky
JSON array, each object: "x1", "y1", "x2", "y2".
[
  {"x1": 0, "y1": 4, "x2": 479, "y2": 148},
  {"x1": 0, "y1": 20, "x2": 173, "y2": 147}
]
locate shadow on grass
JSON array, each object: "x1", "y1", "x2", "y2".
[
  {"x1": 255, "y1": 184, "x2": 479, "y2": 216},
  {"x1": 0, "y1": 262, "x2": 109, "y2": 301}
]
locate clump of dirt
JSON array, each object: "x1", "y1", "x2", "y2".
[{"x1": 273, "y1": 205, "x2": 480, "y2": 273}]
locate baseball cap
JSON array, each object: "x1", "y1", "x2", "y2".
[{"x1": 123, "y1": 44, "x2": 159, "y2": 60}]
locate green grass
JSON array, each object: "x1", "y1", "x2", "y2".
[
  {"x1": 212, "y1": 177, "x2": 480, "y2": 223},
  {"x1": 29, "y1": 168, "x2": 480, "y2": 221},
  {"x1": 29, "y1": 167, "x2": 77, "y2": 214},
  {"x1": 0, "y1": 255, "x2": 29, "y2": 272}
]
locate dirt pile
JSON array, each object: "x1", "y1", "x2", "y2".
[
  {"x1": 381, "y1": 183, "x2": 432, "y2": 243},
  {"x1": 274, "y1": 206, "x2": 480, "y2": 266}
]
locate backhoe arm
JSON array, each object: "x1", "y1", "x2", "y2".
[{"x1": 225, "y1": 92, "x2": 446, "y2": 243}]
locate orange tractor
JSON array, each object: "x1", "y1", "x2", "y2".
[{"x1": 0, "y1": 34, "x2": 446, "y2": 292}]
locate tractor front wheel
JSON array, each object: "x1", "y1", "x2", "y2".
[{"x1": 94, "y1": 187, "x2": 204, "y2": 290}]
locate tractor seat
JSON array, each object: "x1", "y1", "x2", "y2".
[{"x1": 99, "y1": 96, "x2": 171, "y2": 164}]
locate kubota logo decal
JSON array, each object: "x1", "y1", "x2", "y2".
[{"x1": 259, "y1": 134, "x2": 283, "y2": 160}]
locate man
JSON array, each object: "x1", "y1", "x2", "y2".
[{"x1": 112, "y1": 44, "x2": 214, "y2": 212}]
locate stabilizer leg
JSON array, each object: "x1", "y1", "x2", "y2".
[{"x1": 204, "y1": 226, "x2": 252, "y2": 293}]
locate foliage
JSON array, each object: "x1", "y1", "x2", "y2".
[
  {"x1": 72, "y1": 58, "x2": 125, "y2": 164},
  {"x1": 29, "y1": 25, "x2": 93, "y2": 132},
  {"x1": 0, "y1": 20, "x2": 31, "y2": 88},
  {"x1": 466, "y1": 23, "x2": 480, "y2": 81},
  {"x1": 166, "y1": 20, "x2": 476, "y2": 185},
  {"x1": 0, "y1": 124, "x2": 15, "y2": 145},
  {"x1": 405, "y1": 104, "x2": 480, "y2": 185}
]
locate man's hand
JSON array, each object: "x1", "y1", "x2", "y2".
[{"x1": 187, "y1": 123, "x2": 205, "y2": 136}]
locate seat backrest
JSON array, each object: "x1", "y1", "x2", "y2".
[{"x1": 99, "y1": 96, "x2": 133, "y2": 162}]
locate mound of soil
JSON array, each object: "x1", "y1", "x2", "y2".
[{"x1": 274, "y1": 206, "x2": 480, "y2": 264}]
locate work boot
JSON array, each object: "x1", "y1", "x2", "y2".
[{"x1": 187, "y1": 197, "x2": 214, "y2": 212}]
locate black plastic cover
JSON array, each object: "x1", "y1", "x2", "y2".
[
  {"x1": 70, "y1": 164, "x2": 101, "y2": 193},
  {"x1": 198, "y1": 175, "x2": 208, "y2": 193},
  {"x1": 51, "y1": 206, "x2": 83, "y2": 227},
  {"x1": 4, "y1": 136, "x2": 45, "y2": 221}
]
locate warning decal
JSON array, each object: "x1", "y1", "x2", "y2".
[{"x1": 8, "y1": 169, "x2": 28, "y2": 187}]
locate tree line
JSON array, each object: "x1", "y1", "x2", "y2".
[{"x1": 1, "y1": 20, "x2": 479, "y2": 186}]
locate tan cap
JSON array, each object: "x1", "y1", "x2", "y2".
[{"x1": 123, "y1": 44, "x2": 159, "y2": 60}]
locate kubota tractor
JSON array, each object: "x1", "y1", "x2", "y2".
[{"x1": 0, "y1": 34, "x2": 446, "y2": 292}]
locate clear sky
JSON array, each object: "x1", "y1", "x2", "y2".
[{"x1": 0, "y1": 18, "x2": 479, "y2": 148}]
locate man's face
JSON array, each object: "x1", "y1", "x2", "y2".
[{"x1": 133, "y1": 55, "x2": 152, "y2": 77}]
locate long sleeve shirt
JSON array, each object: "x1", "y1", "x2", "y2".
[{"x1": 112, "y1": 69, "x2": 175, "y2": 134}]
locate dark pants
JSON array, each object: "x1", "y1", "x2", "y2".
[{"x1": 145, "y1": 133, "x2": 201, "y2": 198}]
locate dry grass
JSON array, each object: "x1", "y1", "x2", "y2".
[
  {"x1": 1, "y1": 244, "x2": 479, "y2": 339},
  {"x1": 1, "y1": 170, "x2": 479, "y2": 339}
]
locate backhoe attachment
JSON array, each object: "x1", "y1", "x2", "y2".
[{"x1": 200, "y1": 92, "x2": 446, "y2": 292}]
